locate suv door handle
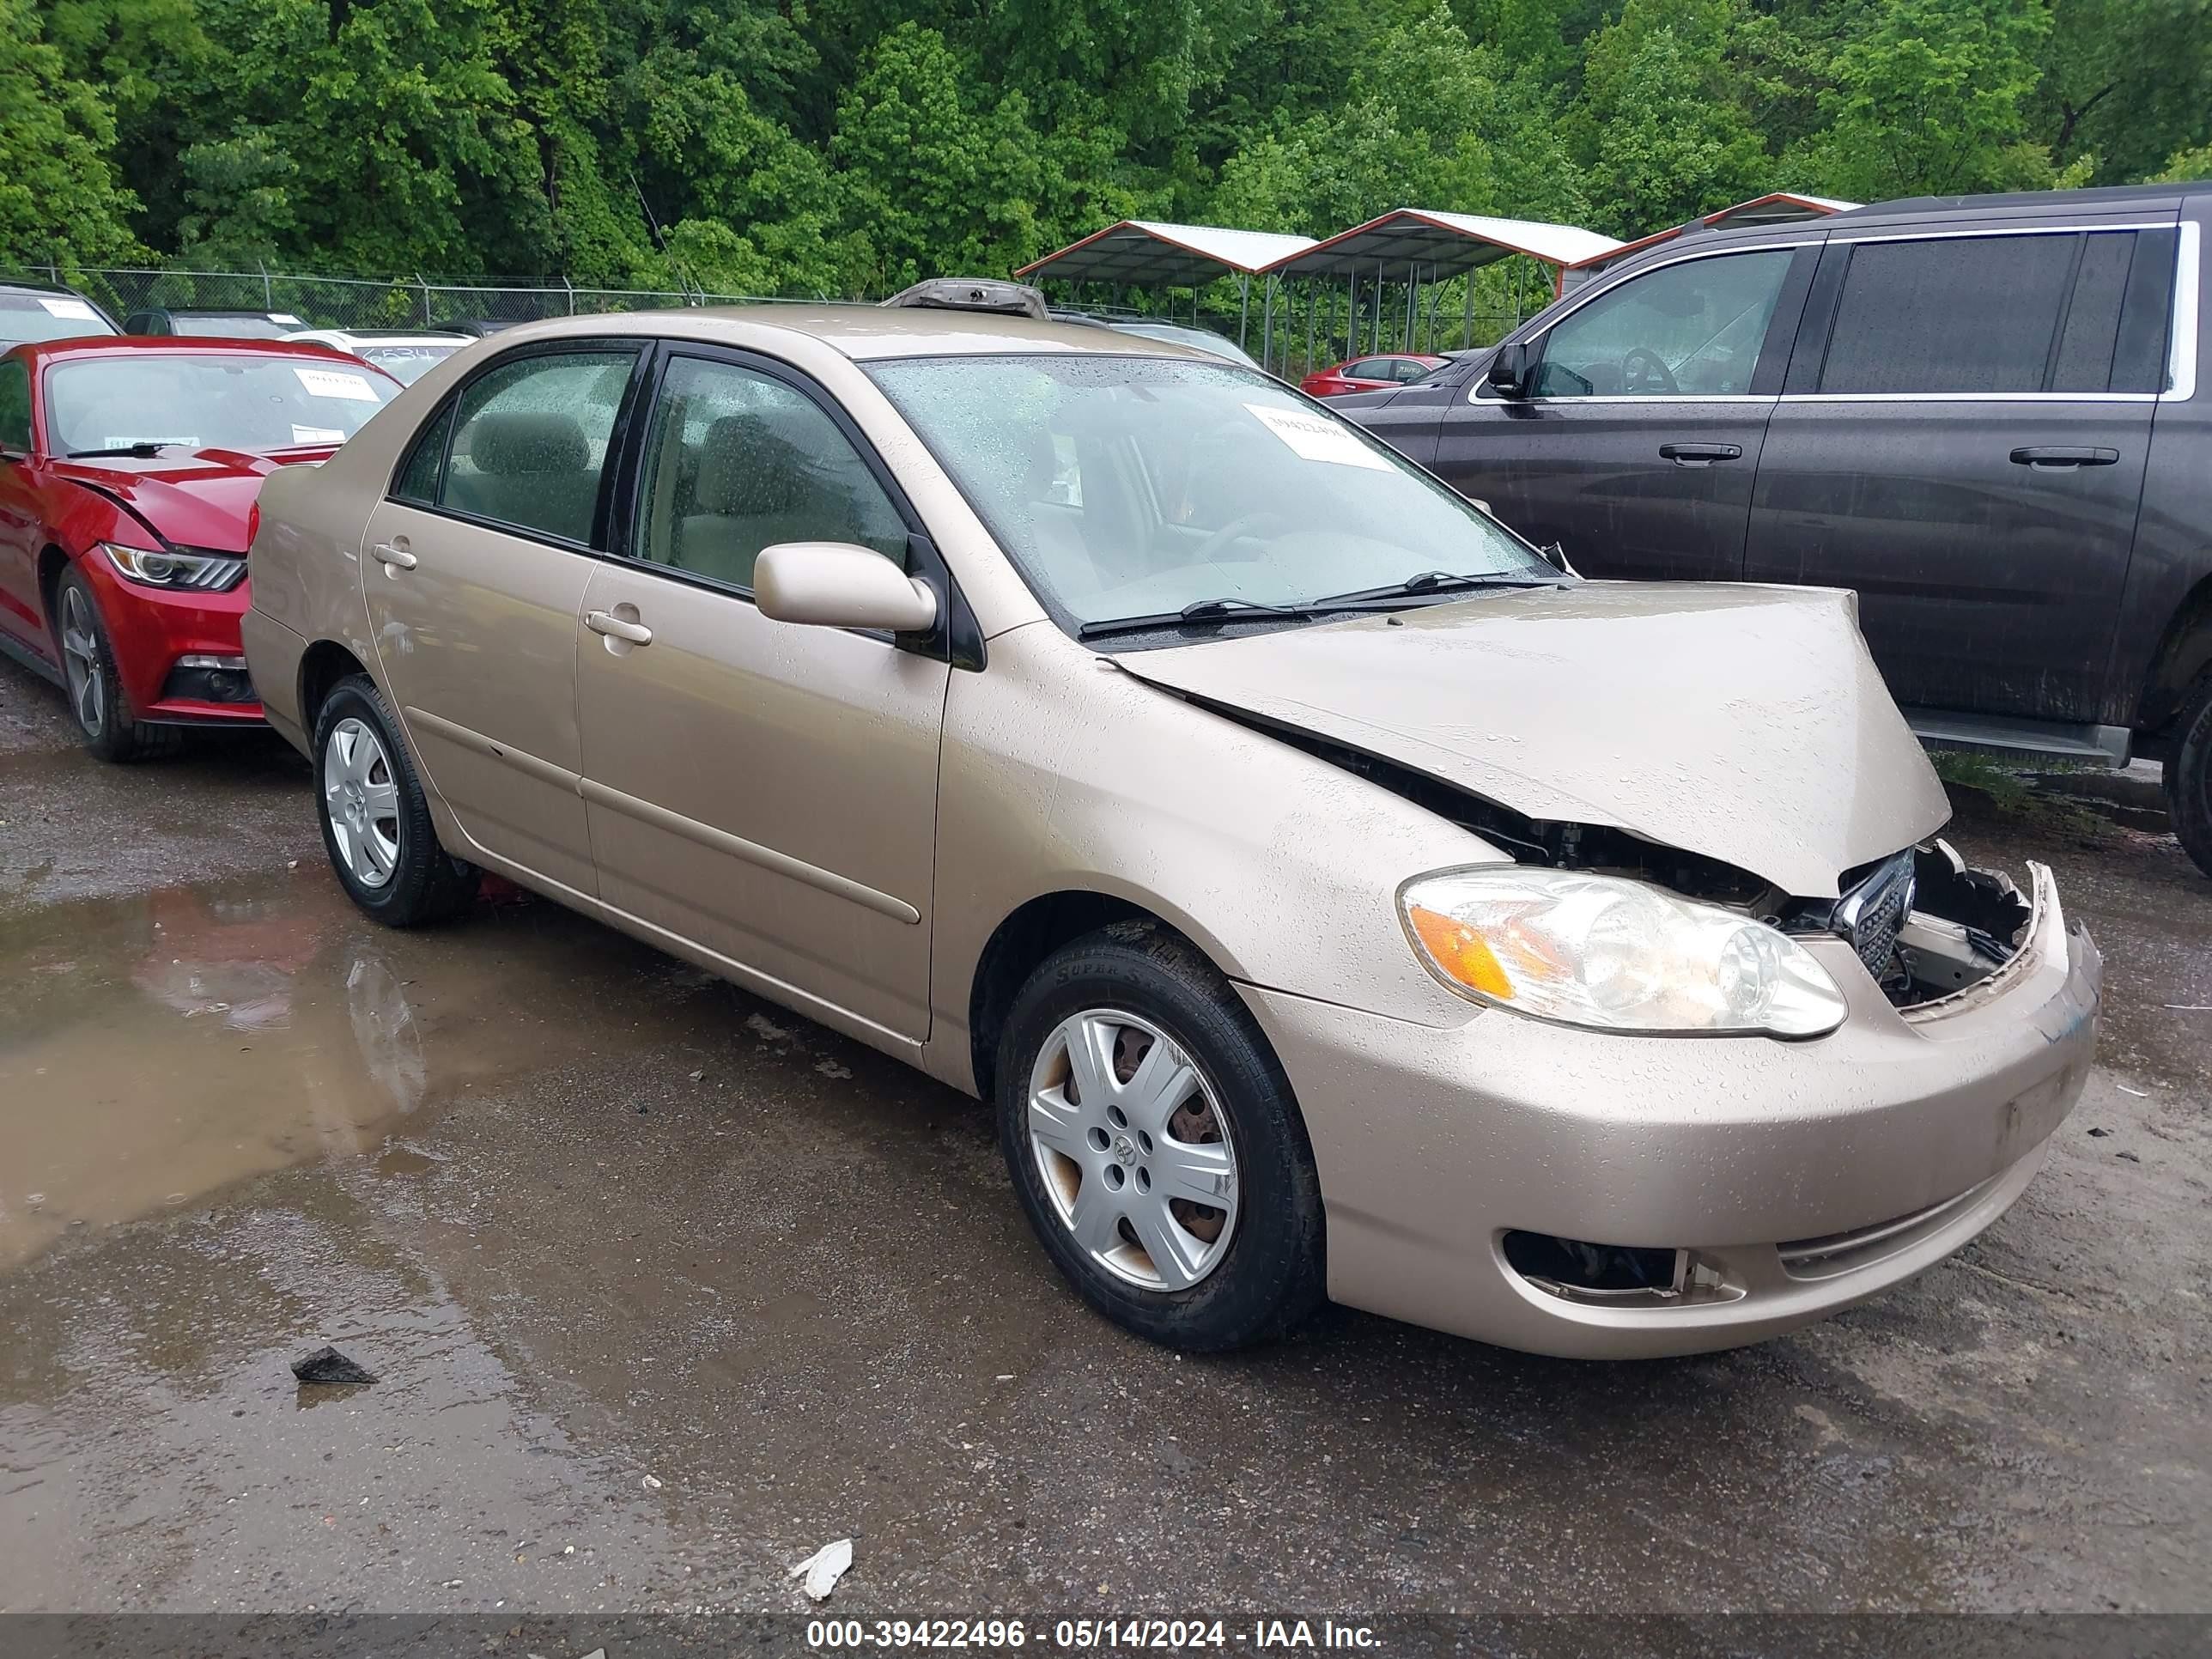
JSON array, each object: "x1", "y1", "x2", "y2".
[
  {"x1": 369, "y1": 542, "x2": 417, "y2": 569},
  {"x1": 1658, "y1": 443, "x2": 1743, "y2": 465},
  {"x1": 585, "y1": 609, "x2": 653, "y2": 645},
  {"x1": 2010, "y1": 447, "x2": 2119, "y2": 468}
]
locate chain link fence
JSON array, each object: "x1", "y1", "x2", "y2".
[{"x1": 0, "y1": 264, "x2": 799, "y2": 332}]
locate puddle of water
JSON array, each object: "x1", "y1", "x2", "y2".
[{"x1": 0, "y1": 872, "x2": 708, "y2": 1267}]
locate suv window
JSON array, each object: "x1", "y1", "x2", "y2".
[
  {"x1": 633, "y1": 355, "x2": 908, "y2": 591},
  {"x1": 1535, "y1": 249, "x2": 1793, "y2": 397},
  {"x1": 0, "y1": 360, "x2": 31, "y2": 452},
  {"x1": 440, "y1": 349, "x2": 635, "y2": 545}
]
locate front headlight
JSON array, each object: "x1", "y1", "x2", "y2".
[
  {"x1": 1399, "y1": 866, "x2": 1847, "y2": 1037},
  {"x1": 101, "y1": 542, "x2": 246, "y2": 592}
]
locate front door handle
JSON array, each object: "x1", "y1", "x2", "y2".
[
  {"x1": 1658, "y1": 442, "x2": 1743, "y2": 465},
  {"x1": 2010, "y1": 447, "x2": 2119, "y2": 468},
  {"x1": 585, "y1": 609, "x2": 653, "y2": 646},
  {"x1": 369, "y1": 542, "x2": 417, "y2": 569}
]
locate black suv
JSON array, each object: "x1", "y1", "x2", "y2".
[{"x1": 1343, "y1": 182, "x2": 2212, "y2": 876}]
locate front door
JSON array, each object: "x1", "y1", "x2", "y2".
[
  {"x1": 1431, "y1": 244, "x2": 1812, "y2": 580},
  {"x1": 361, "y1": 343, "x2": 641, "y2": 896},
  {"x1": 1747, "y1": 224, "x2": 2169, "y2": 723},
  {"x1": 574, "y1": 349, "x2": 951, "y2": 1045}
]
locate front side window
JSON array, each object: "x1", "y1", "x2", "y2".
[
  {"x1": 0, "y1": 361, "x2": 32, "y2": 452},
  {"x1": 440, "y1": 349, "x2": 635, "y2": 545},
  {"x1": 868, "y1": 355, "x2": 1548, "y2": 629},
  {"x1": 1536, "y1": 249, "x2": 1793, "y2": 398},
  {"x1": 633, "y1": 356, "x2": 907, "y2": 590},
  {"x1": 42, "y1": 352, "x2": 398, "y2": 456}
]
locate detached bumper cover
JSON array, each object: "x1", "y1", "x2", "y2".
[{"x1": 1243, "y1": 864, "x2": 2100, "y2": 1358}]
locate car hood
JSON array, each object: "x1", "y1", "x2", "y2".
[
  {"x1": 1111, "y1": 581, "x2": 1950, "y2": 898},
  {"x1": 55, "y1": 447, "x2": 329, "y2": 552}
]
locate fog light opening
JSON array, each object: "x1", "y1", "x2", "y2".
[{"x1": 162, "y1": 657, "x2": 258, "y2": 705}]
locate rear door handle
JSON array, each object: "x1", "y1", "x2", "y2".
[
  {"x1": 1658, "y1": 443, "x2": 1743, "y2": 465},
  {"x1": 369, "y1": 542, "x2": 417, "y2": 569},
  {"x1": 585, "y1": 609, "x2": 653, "y2": 645},
  {"x1": 2009, "y1": 447, "x2": 2119, "y2": 468}
]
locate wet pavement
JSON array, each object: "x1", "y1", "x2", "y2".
[{"x1": 2, "y1": 657, "x2": 2209, "y2": 1619}]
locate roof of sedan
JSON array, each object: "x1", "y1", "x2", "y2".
[{"x1": 500, "y1": 302, "x2": 1216, "y2": 362}]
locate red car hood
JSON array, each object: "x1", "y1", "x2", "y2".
[{"x1": 54, "y1": 446, "x2": 330, "y2": 553}]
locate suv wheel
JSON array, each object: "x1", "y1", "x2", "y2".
[
  {"x1": 312, "y1": 673, "x2": 479, "y2": 925},
  {"x1": 53, "y1": 567, "x2": 180, "y2": 763},
  {"x1": 995, "y1": 923, "x2": 1326, "y2": 1351},
  {"x1": 2166, "y1": 674, "x2": 2212, "y2": 878}
]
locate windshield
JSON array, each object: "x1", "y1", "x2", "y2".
[
  {"x1": 359, "y1": 343, "x2": 459, "y2": 384},
  {"x1": 0, "y1": 295, "x2": 115, "y2": 347},
  {"x1": 45, "y1": 354, "x2": 398, "y2": 455},
  {"x1": 867, "y1": 355, "x2": 1547, "y2": 628}
]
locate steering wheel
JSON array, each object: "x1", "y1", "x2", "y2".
[
  {"x1": 1190, "y1": 511, "x2": 1290, "y2": 565},
  {"x1": 1620, "y1": 347, "x2": 1679, "y2": 396}
]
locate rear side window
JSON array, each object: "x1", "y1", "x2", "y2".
[
  {"x1": 438, "y1": 349, "x2": 635, "y2": 546},
  {"x1": 1820, "y1": 229, "x2": 2179, "y2": 396},
  {"x1": 392, "y1": 403, "x2": 453, "y2": 503}
]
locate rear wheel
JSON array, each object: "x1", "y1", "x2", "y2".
[
  {"x1": 996, "y1": 924, "x2": 1326, "y2": 1351},
  {"x1": 312, "y1": 673, "x2": 478, "y2": 925},
  {"x1": 2166, "y1": 674, "x2": 2212, "y2": 878},
  {"x1": 53, "y1": 567, "x2": 180, "y2": 763}
]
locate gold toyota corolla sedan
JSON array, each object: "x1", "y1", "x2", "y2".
[{"x1": 240, "y1": 306, "x2": 2101, "y2": 1358}]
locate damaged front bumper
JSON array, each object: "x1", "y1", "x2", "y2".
[{"x1": 1239, "y1": 861, "x2": 2101, "y2": 1360}]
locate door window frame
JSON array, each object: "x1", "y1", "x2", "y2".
[
  {"x1": 380, "y1": 337, "x2": 654, "y2": 553},
  {"x1": 1781, "y1": 219, "x2": 2197, "y2": 405},
  {"x1": 1474, "y1": 240, "x2": 1822, "y2": 405},
  {"x1": 602, "y1": 341, "x2": 983, "y2": 670}
]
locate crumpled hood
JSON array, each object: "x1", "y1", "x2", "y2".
[
  {"x1": 1114, "y1": 581, "x2": 1950, "y2": 898},
  {"x1": 55, "y1": 447, "x2": 325, "y2": 553}
]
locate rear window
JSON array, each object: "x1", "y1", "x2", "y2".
[{"x1": 0, "y1": 293, "x2": 115, "y2": 347}]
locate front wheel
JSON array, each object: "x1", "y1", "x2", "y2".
[
  {"x1": 996, "y1": 924, "x2": 1326, "y2": 1351},
  {"x1": 2166, "y1": 674, "x2": 2212, "y2": 878},
  {"x1": 53, "y1": 567, "x2": 179, "y2": 763},
  {"x1": 312, "y1": 674, "x2": 478, "y2": 926}
]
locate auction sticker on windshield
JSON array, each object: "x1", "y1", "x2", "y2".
[
  {"x1": 37, "y1": 297, "x2": 100, "y2": 320},
  {"x1": 1243, "y1": 401, "x2": 1393, "y2": 471},
  {"x1": 294, "y1": 367, "x2": 380, "y2": 401}
]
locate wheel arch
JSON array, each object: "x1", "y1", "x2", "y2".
[
  {"x1": 298, "y1": 639, "x2": 372, "y2": 735},
  {"x1": 2138, "y1": 571, "x2": 2212, "y2": 740},
  {"x1": 35, "y1": 543, "x2": 72, "y2": 638}
]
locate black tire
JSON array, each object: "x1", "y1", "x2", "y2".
[
  {"x1": 2166, "y1": 673, "x2": 2212, "y2": 879},
  {"x1": 52, "y1": 566, "x2": 182, "y2": 763},
  {"x1": 995, "y1": 921, "x2": 1326, "y2": 1351},
  {"x1": 311, "y1": 673, "x2": 479, "y2": 926}
]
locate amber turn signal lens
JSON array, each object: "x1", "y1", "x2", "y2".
[{"x1": 1407, "y1": 903, "x2": 1514, "y2": 1000}]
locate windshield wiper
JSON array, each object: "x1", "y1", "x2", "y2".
[
  {"x1": 65, "y1": 442, "x2": 179, "y2": 459},
  {"x1": 1308, "y1": 569, "x2": 1563, "y2": 606},
  {"x1": 1077, "y1": 595, "x2": 1317, "y2": 641}
]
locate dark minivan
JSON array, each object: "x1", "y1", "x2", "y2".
[{"x1": 1343, "y1": 182, "x2": 2212, "y2": 876}]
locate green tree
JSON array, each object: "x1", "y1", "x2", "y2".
[
  {"x1": 2031, "y1": 0, "x2": 2212, "y2": 186},
  {"x1": 0, "y1": 0, "x2": 139, "y2": 266}
]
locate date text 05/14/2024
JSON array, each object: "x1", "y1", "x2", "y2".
[{"x1": 805, "y1": 1618, "x2": 1382, "y2": 1649}]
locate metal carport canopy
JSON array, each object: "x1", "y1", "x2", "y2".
[
  {"x1": 1261, "y1": 209, "x2": 1623, "y2": 278},
  {"x1": 1015, "y1": 220, "x2": 1319, "y2": 286}
]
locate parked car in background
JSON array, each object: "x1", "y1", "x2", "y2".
[
  {"x1": 0, "y1": 283, "x2": 119, "y2": 347},
  {"x1": 243, "y1": 306, "x2": 2095, "y2": 1360},
  {"x1": 1339, "y1": 181, "x2": 2212, "y2": 877},
  {"x1": 123, "y1": 307, "x2": 307, "y2": 338},
  {"x1": 1102, "y1": 319, "x2": 1263, "y2": 369},
  {"x1": 0, "y1": 337, "x2": 400, "y2": 757},
  {"x1": 282, "y1": 328, "x2": 470, "y2": 385},
  {"x1": 1302, "y1": 353, "x2": 1448, "y2": 398},
  {"x1": 436, "y1": 318, "x2": 523, "y2": 337}
]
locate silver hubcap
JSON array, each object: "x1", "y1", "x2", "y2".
[
  {"x1": 1027, "y1": 1009, "x2": 1240, "y2": 1291},
  {"x1": 323, "y1": 717, "x2": 401, "y2": 889},
  {"x1": 60, "y1": 587, "x2": 103, "y2": 736}
]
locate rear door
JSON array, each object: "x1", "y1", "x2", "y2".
[
  {"x1": 1747, "y1": 220, "x2": 2172, "y2": 723},
  {"x1": 0, "y1": 357, "x2": 46, "y2": 656},
  {"x1": 1430, "y1": 242, "x2": 1814, "y2": 581},
  {"x1": 358, "y1": 343, "x2": 642, "y2": 896}
]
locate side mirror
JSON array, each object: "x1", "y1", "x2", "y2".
[
  {"x1": 754, "y1": 541, "x2": 939, "y2": 634},
  {"x1": 1489, "y1": 337, "x2": 1537, "y2": 399}
]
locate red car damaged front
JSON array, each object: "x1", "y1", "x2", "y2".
[{"x1": 0, "y1": 338, "x2": 401, "y2": 757}]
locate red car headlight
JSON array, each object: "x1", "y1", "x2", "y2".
[{"x1": 100, "y1": 542, "x2": 247, "y2": 592}]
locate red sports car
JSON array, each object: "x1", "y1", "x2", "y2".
[
  {"x1": 1300, "y1": 353, "x2": 1449, "y2": 398},
  {"x1": 0, "y1": 337, "x2": 402, "y2": 758}
]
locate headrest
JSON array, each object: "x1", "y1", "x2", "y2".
[
  {"x1": 465, "y1": 410, "x2": 588, "y2": 476},
  {"x1": 695, "y1": 413, "x2": 803, "y2": 515}
]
